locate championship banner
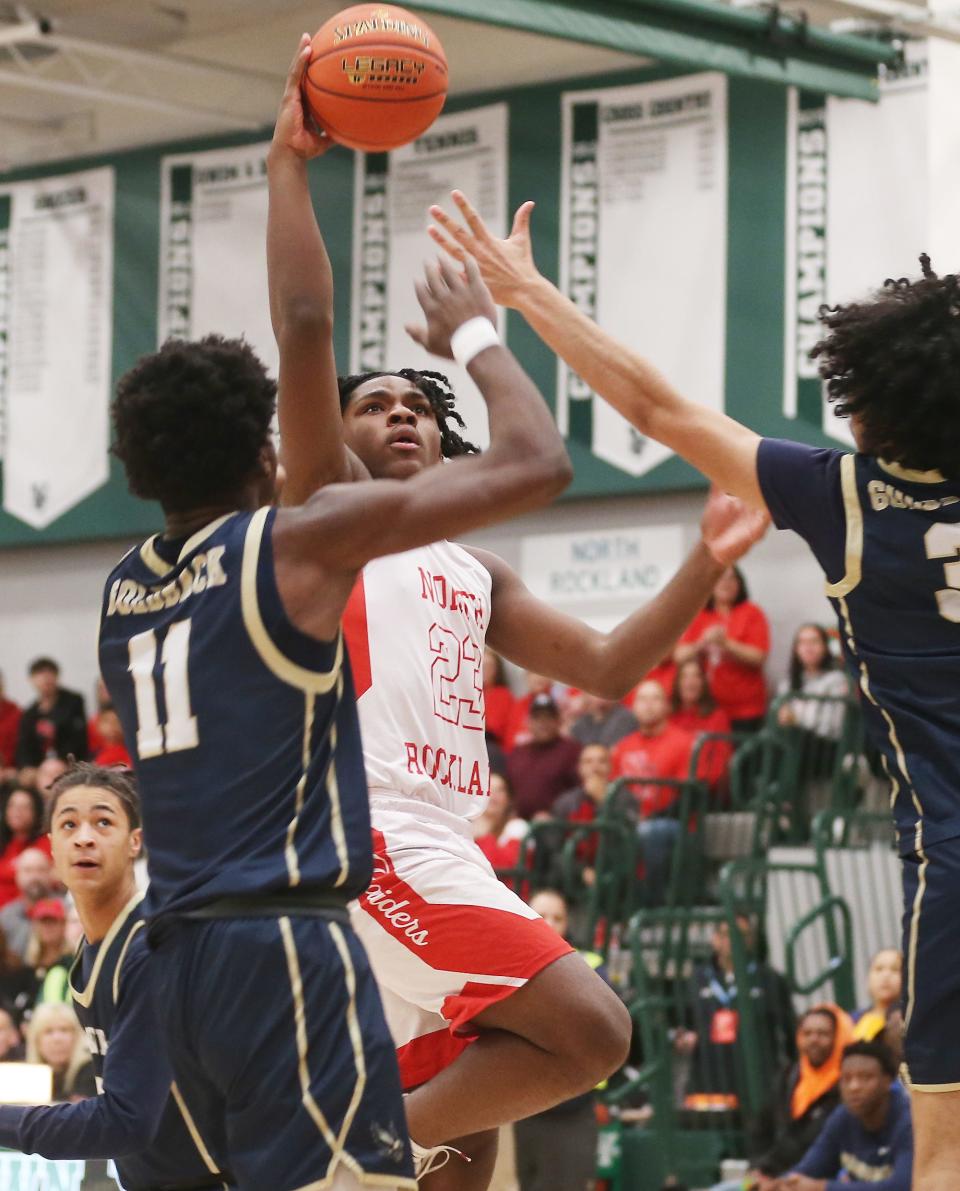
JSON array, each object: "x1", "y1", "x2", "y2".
[
  {"x1": 0, "y1": 166, "x2": 114, "y2": 529},
  {"x1": 158, "y1": 142, "x2": 277, "y2": 377},
  {"x1": 351, "y1": 102, "x2": 509, "y2": 448},
  {"x1": 784, "y1": 43, "x2": 928, "y2": 445},
  {"x1": 558, "y1": 73, "x2": 728, "y2": 477}
]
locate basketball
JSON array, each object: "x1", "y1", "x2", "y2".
[{"x1": 304, "y1": 4, "x2": 449, "y2": 153}]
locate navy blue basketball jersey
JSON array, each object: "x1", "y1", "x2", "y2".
[
  {"x1": 98, "y1": 508, "x2": 373, "y2": 916},
  {"x1": 70, "y1": 891, "x2": 227, "y2": 1188},
  {"x1": 0, "y1": 891, "x2": 227, "y2": 1187},
  {"x1": 758, "y1": 439, "x2": 960, "y2": 854}
]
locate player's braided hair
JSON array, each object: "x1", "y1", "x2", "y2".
[
  {"x1": 812, "y1": 254, "x2": 960, "y2": 479},
  {"x1": 112, "y1": 335, "x2": 277, "y2": 511},
  {"x1": 338, "y1": 369, "x2": 480, "y2": 457},
  {"x1": 47, "y1": 761, "x2": 141, "y2": 831}
]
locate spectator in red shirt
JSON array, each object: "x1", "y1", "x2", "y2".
[
  {"x1": 91, "y1": 705, "x2": 132, "y2": 769},
  {"x1": 675, "y1": 567, "x2": 770, "y2": 731},
  {"x1": 621, "y1": 657, "x2": 677, "y2": 713},
  {"x1": 507, "y1": 694, "x2": 582, "y2": 820},
  {"x1": 670, "y1": 659, "x2": 733, "y2": 790},
  {"x1": 0, "y1": 674, "x2": 21, "y2": 781},
  {"x1": 473, "y1": 773, "x2": 529, "y2": 881},
  {"x1": 611, "y1": 681, "x2": 693, "y2": 813},
  {"x1": 482, "y1": 651, "x2": 516, "y2": 750},
  {"x1": 0, "y1": 785, "x2": 52, "y2": 909},
  {"x1": 611, "y1": 681, "x2": 694, "y2": 904}
]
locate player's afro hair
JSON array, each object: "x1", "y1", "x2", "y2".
[
  {"x1": 812, "y1": 255, "x2": 960, "y2": 479},
  {"x1": 112, "y1": 335, "x2": 277, "y2": 512},
  {"x1": 338, "y1": 369, "x2": 480, "y2": 458}
]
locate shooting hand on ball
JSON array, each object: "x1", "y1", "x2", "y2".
[
  {"x1": 270, "y1": 34, "x2": 333, "y2": 162},
  {"x1": 406, "y1": 255, "x2": 498, "y2": 361}
]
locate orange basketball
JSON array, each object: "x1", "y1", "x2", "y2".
[{"x1": 304, "y1": 5, "x2": 448, "y2": 153}]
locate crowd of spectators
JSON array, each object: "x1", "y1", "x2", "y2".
[
  {"x1": 0, "y1": 659, "x2": 109, "y2": 1109},
  {"x1": 0, "y1": 570, "x2": 859, "y2": 1138},
  {"x1": 468, "y1": 566, "x2": 857, "y2": 919}
]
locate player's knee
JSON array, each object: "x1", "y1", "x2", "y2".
[
  {"x1": 556, "y1": 978, "x2": 631, "y2": 1083},
  {"x1": 583, "y1": 984, "x2": 632, "y2": 1078}
]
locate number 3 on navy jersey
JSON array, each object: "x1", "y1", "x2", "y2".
[
  {"x1": 925, "y1": 523, "x2": 960, "y2": 624},
  {"x1": 128, "y1": 620, "x2": 198, "y2": 758}
]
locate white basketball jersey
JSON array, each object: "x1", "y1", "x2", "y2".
[{"x1": 343, "y1": 541, "x2": 492, "y2": 820}]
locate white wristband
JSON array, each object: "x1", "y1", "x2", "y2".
[{"x1": 451, "y1": 317, "x2": 500, "y2": 369}]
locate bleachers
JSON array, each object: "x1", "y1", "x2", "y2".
[{"x1": 495, "y1": 689, "x2": 894, "y2": 1190}]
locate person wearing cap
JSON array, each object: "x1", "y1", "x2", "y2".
[
  {"x1": 25, "y1": 897, "x2": 72, "y2": 1008},
  {"x1": 507, "y1": 693, "x2": 582, "y2": 820},
  {"x1": 0, "y1": 846, "x2": 55, "y2": 960}
]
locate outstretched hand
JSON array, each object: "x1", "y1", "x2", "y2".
[
  {"x1": 700, "y1": 487, "x2": 770, "y2": 567},
  {"x1": 271, "y1": 34, "x2": 334, "y2": 161},
  {"x1": 406, "y1": 254, "x2": 498, "y2": 360},
  {"x1": 428, "y1": 191, "x2": 541, "y2": 308}
]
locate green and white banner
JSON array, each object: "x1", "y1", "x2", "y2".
[
  {"x1": 351, "y1": 103, "x2": 509, "y2": 448},
  {"x1": 784, "y1": 43, "x2": 928, "y2": 445},
  {"x1": 158, "y1": 142, "x2": 277, "y2": 376},
  {"x1": 558, "y1": 72, "x2": 727, "y2": 477},
  {"x1": 0, "y1": 166, "x2": 114, "y2": 529}
]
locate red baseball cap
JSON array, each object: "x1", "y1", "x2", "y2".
[{"x1": 29, "y1": 899, "x2": 65, "y2": 922}]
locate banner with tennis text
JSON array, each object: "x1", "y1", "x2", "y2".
[{"x1": 351, "y1": 102, "x2": 509, "y2": 449}]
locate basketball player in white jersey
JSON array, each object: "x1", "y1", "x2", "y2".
[{"x1": 268, "y1": 41, "x2": 768, "y2": 1188}]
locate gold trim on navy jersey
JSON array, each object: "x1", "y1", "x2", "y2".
[
  {"x1": 170, "y1": 1081, "x2": 228, "y2": 1185},
  {"x1": 285, "y1": 693, "x2": 317, "y2": 888},
  {"x1": 69, "y1": 889, "x2": 146, "y2": 1010},
  {"x1": 904, "y1": 847, "x2": 928, "y2": 1034},
  {"x1": 878, "y1": 459, "x2": 947, "y2": 485},
  {"x1": 240, "y1": 506, "x2": 343, "y2": 694},
  {"x1": 327, "y1": 672, "x2": 350, "y2": 889},
  {"x1": 824, "y1": 454, "x2": 864, "y2": 598},
  {"x1": 277, "y1": 919, "x2": 417, "y2": 1190},
  {"x1": 112, "y1": 919, "x2": 146, "y2": 1004},
  {"x1": 836, "y1": 595, "x2": 923, "y2": 826},
  {"x1": 279, "y1": 917, "x2": 343, "y2": 1164},
  {"x1": 139, "y1": 536, "x2": 170, "y2": 578},
  {"x1": 177, "y1": 514, "x2": 236, "y2": 564}
]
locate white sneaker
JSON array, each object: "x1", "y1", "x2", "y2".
[{"x1": 409, "y1": 1138, "x2": 471, "y2": 1178}]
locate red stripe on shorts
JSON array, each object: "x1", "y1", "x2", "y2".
[
  {"x1": 395, "y1": 1028, "x2": 472, "y2": 1091},
  {"x1": 362, "y1": 832, "x2": 573, "y2": 982}
]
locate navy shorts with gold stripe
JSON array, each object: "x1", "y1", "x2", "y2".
[
  {"x1": 149, "y1": 914, "x2": 416, "y2": 1190},
  {"x1": 901, "y1": 838, "x2": 960, "y2": 1089}
]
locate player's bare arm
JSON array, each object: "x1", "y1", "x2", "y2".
[
  {"x1": 473, "y1": 487, "x2": 768, "y2": 697},
  {"x1": 267, "y1": 34, "x2": 351, "y2": 503},
  {"x1": 429, "y1": 190, "x2": 766, "y2": 509},
  {"x1": 272, "y1": 255, "x2": 573, "y2": 640}
]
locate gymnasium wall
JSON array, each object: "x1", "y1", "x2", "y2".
[
  {"x1": 2, "y1": 41, "x2": 957, "y2": 704},
  {"x1": 1, "y1": 52, "x2": 936, "y2": 550},
  {"x1": 1, "y1": 493, "x2": 832, "y2": 709}
]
